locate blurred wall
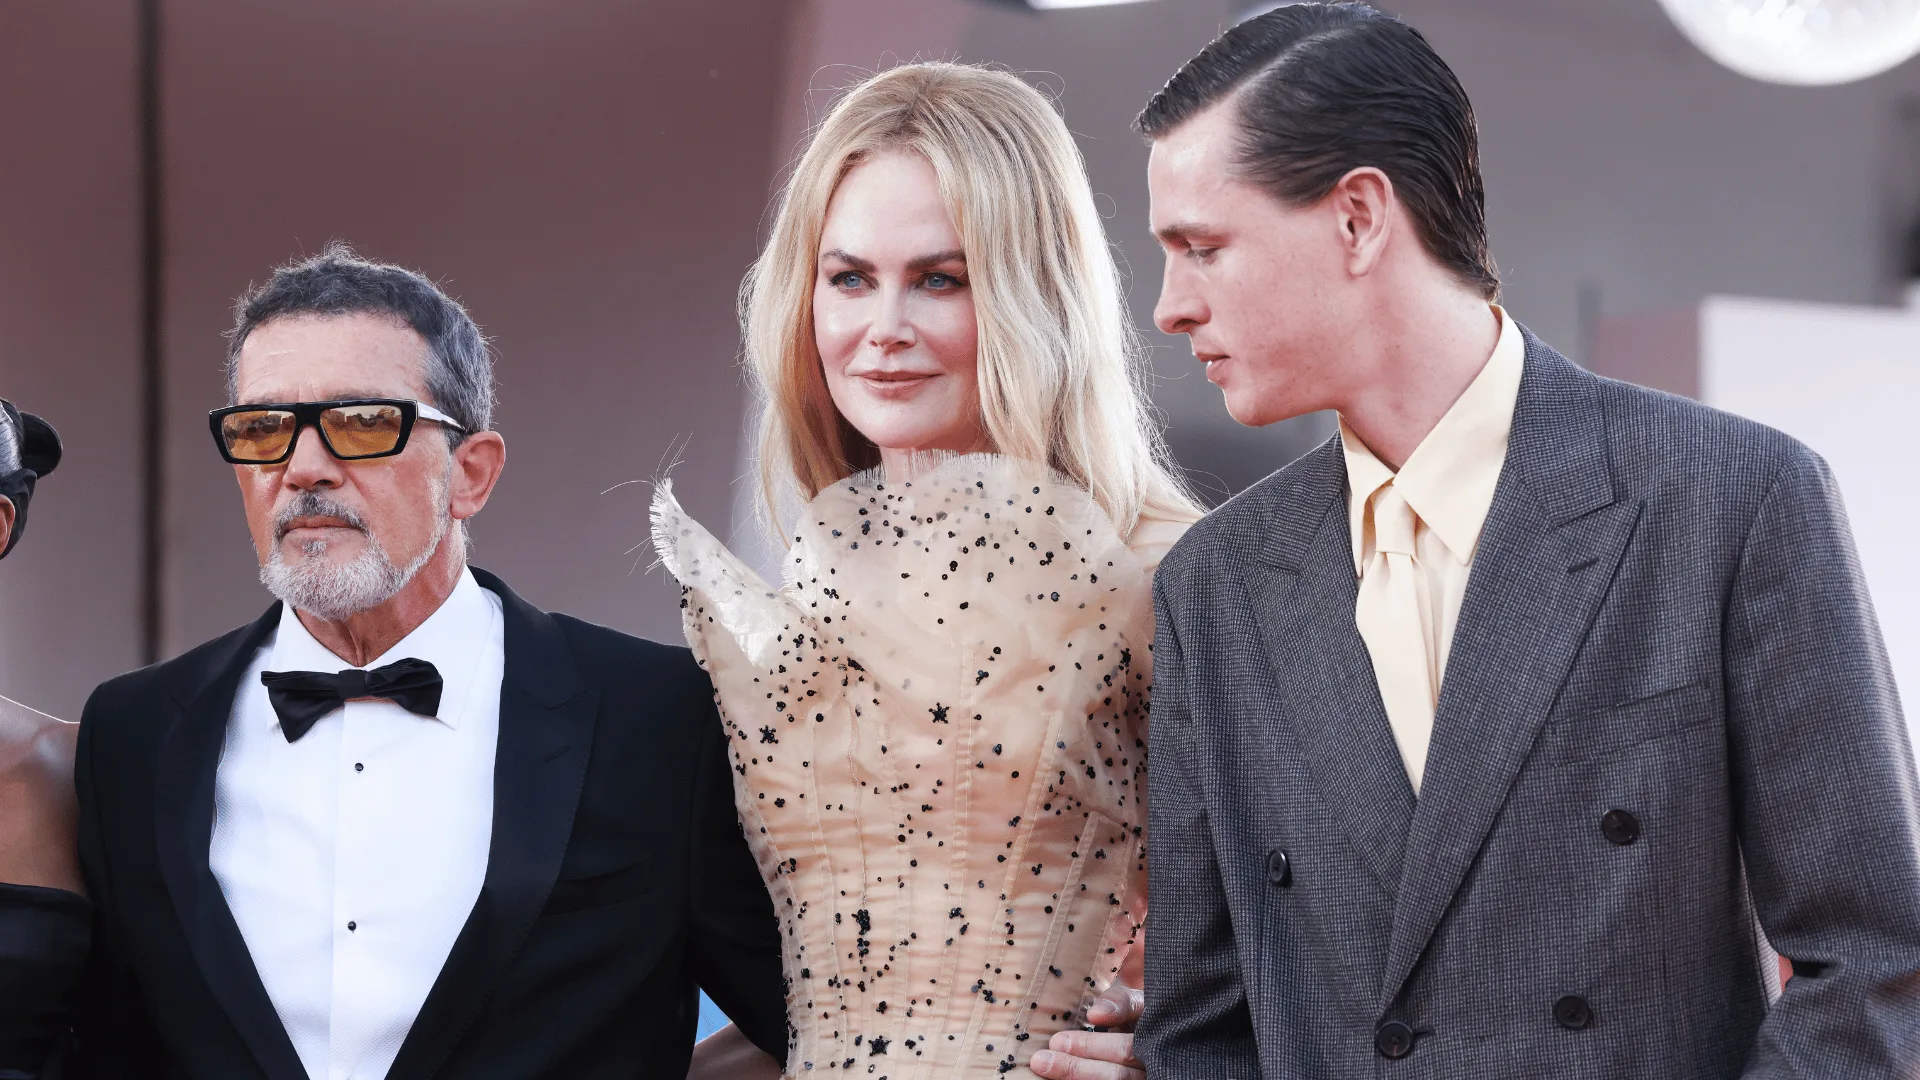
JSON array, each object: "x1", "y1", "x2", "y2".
[
  {"x1": 7, "y1": 0, "x2": 1920, "y2": 714},
  {"x1": 945, "y1": 0, "x2": 1920, "y2": 496},
  {"x1": 0, "y1": 2, "x2": 144, "y2": 720},
  {"x1": 158, "y1": 0, "x2": 800, "y2": 656},
  {"x1": 1404, "y1": 0, "x2": 1920, "y2": 354}
]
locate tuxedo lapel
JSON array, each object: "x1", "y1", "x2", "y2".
[
  {"x1": 153, "y1": 604, "x2": 311, "y2": 1080},
  {"x1": 1248, "y1": 441, "x2": 1415, "y2": 899},
  {"x1": 1377, "y1": 340, "x2": 1641, "y2": 1004},
  {"x1": 386, "y1": 570, "x2": 598, "y2": 1080}
]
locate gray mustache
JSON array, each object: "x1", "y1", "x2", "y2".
[{"x1": 273, "y1": 492, "x2": 371, "y2": 542}]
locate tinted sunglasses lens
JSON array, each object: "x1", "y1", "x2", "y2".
[
  {"x1": 320, "y1": 403, "x2": 407, "y2": 458},
  {"x1": 220, "y1": 409, "x2": 298, "y2": 462}
]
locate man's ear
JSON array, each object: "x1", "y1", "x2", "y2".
[
  {"x1": 0, "y1": 495, "x2": 15, "y2": 557},
  {"x1": 1329, "y1": 166, "x2": 1395, "y2": 279},
  {"x1": 448, "y1": 432, "x2": 507, "y2": 524}
]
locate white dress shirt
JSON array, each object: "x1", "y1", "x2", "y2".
[{"x1": 211, "y1": 569, "x2": 504, "y2": 1080}]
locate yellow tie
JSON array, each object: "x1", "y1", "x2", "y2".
[{"x1": 1355, "y1": 482, "x2": 1437, "y2": 794}]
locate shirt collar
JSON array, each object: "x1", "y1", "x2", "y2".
[
  {"x1": 264, "y1": 567, "x2": 495, "y2": 730},
  {"x1": 1340, "y1": 305, "x2": 1526, "y2": 572}
]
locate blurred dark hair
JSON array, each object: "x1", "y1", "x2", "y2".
[
  {"x1": 1136, "y1": 1, "x2": 1500, "y2": 299},
  {"x1": 226, "y1": 242, "x2": 494, "y2": 442}
]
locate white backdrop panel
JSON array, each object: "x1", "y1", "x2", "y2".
[{"x1": 1700, "y1": 296, "x2": 1919, "y2": 759}]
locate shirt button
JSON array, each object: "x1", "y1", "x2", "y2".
[
  {"x1": 354, "y1": 762, "x2": 365, "y2": 773},
  {"x1": 1601, "y1": 809, "x2": 1640, "y2": 846},
  {"x1": 1374, "y1": 1020, "x2": 1414, "y2": 1059},
  {"x1": 1266, "y1": 849, "x2": 1292, "y2": 887},
  {"x1": 347, "y1": 921, "x2": 357, "y2": 932},
  {"x1": 1554, "y1": 995, "x2": 1594, "y2": 1030}
]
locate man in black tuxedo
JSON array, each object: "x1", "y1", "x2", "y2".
[{"x1": 72, "y1": 245, "x2": 789, "y2": 1079}]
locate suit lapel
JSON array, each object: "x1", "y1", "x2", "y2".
[
  {"x1": 385, "y1": 569, "x2": 599, "y2": 1080},
  {"x1": 1377, "y1": 339, "x2": 1642, "y2": 1004},
  {"x1": 1248, "y1": 441, "x2": 1416, "y2": 899},
  {"x1": 153, "y1": 604, "x2": 311, "y2": 1080}
]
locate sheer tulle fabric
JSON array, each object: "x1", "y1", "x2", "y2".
[{"x1": 654, "y1": 455, "x2": 1161, "y2": 1078}]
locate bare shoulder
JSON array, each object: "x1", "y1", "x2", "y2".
[
  {"x1": 1127, "y1": 512, "x2": 1196, "y2": 577},
  {"x1": 0, "y1": 697, "x2": 82, "y2": 894}
]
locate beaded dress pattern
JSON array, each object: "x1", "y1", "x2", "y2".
[{"x1": 653, "y1": 456, "x2": 1170, "y2": 1079}]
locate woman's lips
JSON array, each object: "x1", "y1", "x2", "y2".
[{"x1": 853, "y1": 371, "x2": 939, "y2": 396}]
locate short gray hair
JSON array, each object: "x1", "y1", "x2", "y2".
[{"x1": 226, "y1": 242, "x2": 494, "y2": 442}]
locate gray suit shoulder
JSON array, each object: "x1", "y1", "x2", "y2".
[
  {"x1": 1591, "y1": 372, "x2": 1822, "y2": 508},
  {"x1": 1156, "y1": 439, "x2": 1341, "y2": 595}
]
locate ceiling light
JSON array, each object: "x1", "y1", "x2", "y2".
[
  {"x1": 982, "y1": 0, "x2": 1159, "y2": 9},
  {"x1": 1657, "y1": 0, "x2": 1920, "y2": 85}
]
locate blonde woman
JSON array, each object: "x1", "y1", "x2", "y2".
[
  {"x1": 654, "y1": 64, "x2": 1200, "y2": 1079},
  {"x1": 660, "y1": 62, "x2": 1198, "y2": 1068}
]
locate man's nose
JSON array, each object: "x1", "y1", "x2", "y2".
[
  {"x1": 1153, "y1": 260, "x2": 1205, "y2": 338},
  {"x1": 281, "y1": 423, "x2": 345, "y2": 489}
]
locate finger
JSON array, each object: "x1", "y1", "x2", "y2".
[
  {"x1": 1084, "y1": 983, "x2": 1145, "y2": 1028},
  {"x1": 1029, "y1": 1048, "x2": 1145, "y2": 1080},
  {"x1": 1048, "y1": 1029, "x2": 1142, "y2": 1066}
]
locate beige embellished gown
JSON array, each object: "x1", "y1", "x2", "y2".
[{"x1": 652, "y1": 455, "x2": 1184, "y2": 1079}]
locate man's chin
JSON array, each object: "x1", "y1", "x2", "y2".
[
  {"x1": 1222, "y1": 385, "x2": 1317, "y2": 429},
  {"x1": 279, "y1": 533, "x2": 367, "y2": 563}
]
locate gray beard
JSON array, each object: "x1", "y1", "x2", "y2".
[{"x1": 259, "y1": 490, "x2": 451, "y2": 622}]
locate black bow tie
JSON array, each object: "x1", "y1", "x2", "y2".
[{"x1": 260, "y1": 658, "x2": 444, "y2": 743}]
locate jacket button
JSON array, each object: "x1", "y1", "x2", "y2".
[
  {"x1": 1267, "y1": 849, "x2": 1292, "y2": 887},
  {"x1": 1600, "y1": 808, "x2": 1640, "y2": 845},
  {"x1": 1374, "y1": 1020, "x2": 1414, "y2": 1059},
  {"x1": 1554, "y1": 995, "x2": 1593, "y2": 1030}
]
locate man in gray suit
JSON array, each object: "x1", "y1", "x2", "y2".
[{"x1": 1126, "y1": 4, "x2": 1920, "y2": 1077}]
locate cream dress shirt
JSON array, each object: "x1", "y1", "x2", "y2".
[
  {"x1": 210, "y1": 569, "x2": 503, "y2": 1080},
  {"x1": 1341, "y1": 307, "x2": 1525, "y2": 792}
]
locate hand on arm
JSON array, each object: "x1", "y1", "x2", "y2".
[{"x1": 1030, "y1": 980, "x2": 1145, "y2": 1080}]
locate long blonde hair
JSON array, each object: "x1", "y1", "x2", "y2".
[{"x1": 743, "y1": 62, "x2": 1201, "y2": 537}]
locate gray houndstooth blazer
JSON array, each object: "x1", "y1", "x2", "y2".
[{"x1": 1136, "y1": 332, "x2": 1920, "y2": 1078}]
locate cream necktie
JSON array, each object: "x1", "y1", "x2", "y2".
[{"x1": 1355, "y1": 482, "x2": 1437, "y2": 794}]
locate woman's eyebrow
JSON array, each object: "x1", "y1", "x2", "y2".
[
  {"x1": 820, "y1": 249, "x2": 876, "y2": 273},
  {"x1": 906, "y1": 249, "x2": 967, "y2": 272}
]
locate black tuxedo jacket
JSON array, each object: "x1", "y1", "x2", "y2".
[{"x1": 71, "y1": 568, "x2": 788, "y2": 1079}]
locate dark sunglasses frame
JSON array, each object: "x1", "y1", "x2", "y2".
[{"x1": 207, "y1": 398, "x2": 467, "y2": 465}]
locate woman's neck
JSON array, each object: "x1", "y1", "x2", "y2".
[{"x1": 879, "y1": 437, "x2": 995, "y2": 483}]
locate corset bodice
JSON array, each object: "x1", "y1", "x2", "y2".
[{"x1": 654, "y1": 456, "x2": 1161, "y2": 1079}]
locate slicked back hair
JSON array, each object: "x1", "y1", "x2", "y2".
[
  {"x1": 227, "y1": 243, "x2": 494, "y2": 443},
  {"x1": 1137, "y1": 1, "x2": 1500, "y2": 299}
]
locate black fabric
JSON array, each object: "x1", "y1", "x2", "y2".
[
  {"x1": 69, "y1": 569, "x2": 789, "y2": 1080},
  {"x1": 260, "y1": 658, "x2": 444, "y2": 742},
  {"x1": 0, "y1": 403, "x2": 60, "y2": 560},
  {"x1": 0, "y1": 883, "x2": 90, "y2": 1079}
]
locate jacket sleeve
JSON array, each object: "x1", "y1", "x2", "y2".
[
  {"x1": 684, "y1": 691, "x2": 789, "y2": 1066},
  {"x1": 1727, "y1": 445, "x2": 1920, "y2": 1076},
  {"x1": 67, "y1": 683, "x2": 170, "y2": 1079},
  {"x1": 1135, "y1": 573, "x2": 1262, "y2": 1076}
]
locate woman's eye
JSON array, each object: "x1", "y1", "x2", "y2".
[
  {"x1": 829, "y1": 271, "x2": 866, "y2": 289},
  {"x1": 923, "y1": 273, "x2": 964, "y2": 290},
  {"x1": 1190, "y1": 247, "x2": 1219, "y2": 263}
]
